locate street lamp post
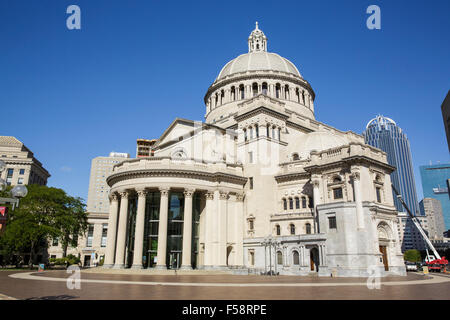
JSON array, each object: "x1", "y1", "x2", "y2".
[{"x1": 261, "y1": 236, "x2": 282, "y2": 276}]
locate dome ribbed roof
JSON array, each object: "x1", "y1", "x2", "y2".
[{"x1": 216, "y1": 51, "x2": 301, "y2": 81}]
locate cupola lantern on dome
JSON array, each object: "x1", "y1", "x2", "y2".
[{"x1": 248, "y1": 21, "x2": 267, "y2": 52}]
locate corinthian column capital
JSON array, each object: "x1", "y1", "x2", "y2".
[
  {"x1": 110, "y1": 192, "x2": 119, "y2": 201},
  {"x1": 205, "y1": 191, "x2": 214, "y2": 200},
  {"x1": 219, "y1": 191, "x2": 229, "y2": 200},
  {"x1": 119, "y1": 191, "x2": 129, "y2": 199},
  {"x1": 136, "y1": 189, "x2": 148, "y2": 198},
  {"x1": 159, "y1": 187, "x2": 170, "y2": 197},
  {"x1": 236, "y1": 192, "x2": 245, "y2": 202},
  {"x1": 184, "y1": 188, "x2": 196, "y2": 198}
]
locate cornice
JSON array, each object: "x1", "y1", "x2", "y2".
[
  {"x1": 106, "y1": 168, "x2": 248, "y2": 187},
  {"x1": 275, "y1": 171, "x2": 311, "y2": 184}
]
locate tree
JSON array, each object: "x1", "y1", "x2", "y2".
[
  {"x1": 403, "y1": 249, "x2": 422, "y2": 263},
  {"x1": 0, "y1": 185, "x2": 87, "y2": 268}
]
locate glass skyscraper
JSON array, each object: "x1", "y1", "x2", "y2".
[
  {"x1": 364, "y1": 115, "x2": 420, "y2": 215},
  {"x1": 420, "y1": 163, "x2": 450, "y2": 230}
]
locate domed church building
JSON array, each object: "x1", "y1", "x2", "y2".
[{"x1": 104, "y1": 23, "x2": 406, "y2": 277}]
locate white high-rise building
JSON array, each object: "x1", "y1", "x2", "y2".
[{"x1": 86, "y1": 152, "x2": 130, "y2": 214}]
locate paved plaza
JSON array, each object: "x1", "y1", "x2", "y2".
[{"x1": 0, "y1": 269, "x2": 449, "y2": 300}]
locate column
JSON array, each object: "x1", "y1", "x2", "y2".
[
  {"x1": 203, "y1": 191, "x2": 215, "y2": 267},
  {"x1": 352, "y1": 169, "x2": 365, "y2": 229},
  {"x1": 103, "y1": 193, "x2": 119, "y2": 268},
  {"x1": 312, "y1": 176, "x2": 321, "y2": 233},
  {"x1": 131, "y1": 189, "x2": 147, "y2": 269},
  {"x1": 218, "y1": 191, "x2": 229, "y2": 267},
  {"x1": 155, "y1": 187, "x2": 170, "y2": 269},
  {"x1": 181, "y1": 188, "x2": 195, "y2": 269},
  {"x1": 300, "y1": 245, "x2": 306, "y2": 266},
  {"x1": 113, "y1": 191, "x2": 129, "y2": 269},
  {"x1": 234, "y1": 193, "x2": 245, "y2": 266}
]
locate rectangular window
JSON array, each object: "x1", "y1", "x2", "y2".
[
  {"x1": 249, "y1": 220, "x2": 254, "y2": 230},
  {"x1": 295, "y1": 197, "x2": 300, "y2": 209},
  {"x1": 302, "y1": 197, "x2": 307, "y2": 208},
  {"x1": 17, "y1": 177, "x2": 24, "y2": 185},
  {"x1": 328, "y1": 216, "x2": 337, "y2": 229},
  {"x1": 52, "y1": 237, "x2": 59, "y2": 246},
  {"x1": 86, "y1": 225, "x2": 94, "y2": 247},
  {"x1": 19, "y1": 169, "x2": 25, "y2": 175},
  {"x1": 249, "y1": 177, "x2": 253, "y2": 190},
  {"x1": 101, "y1": 224, "x2": 108, "y2": 247},
  {"x1": 376, "y1": 187, "x2": 381, "y2": 203},
  {"x1": 333, "y1": 188, "x2": 343, "y2": 199}
]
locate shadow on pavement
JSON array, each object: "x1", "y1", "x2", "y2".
[{"x1": 25, "y1": 295, "x2": 78, "y2": 300}]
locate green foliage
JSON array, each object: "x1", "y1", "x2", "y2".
[
  {"x1": 98, "y1": 256, "x2": 104, "y2": 266},
  {"x1": 0, "y1": 184, "x2": 87, "y2": 265},
  {"x1": 49, "y1": 254, "x2": 80, "y2": 266},
  {"x1": 404, "y1": 249, "x2": 422, "y2": 263}
]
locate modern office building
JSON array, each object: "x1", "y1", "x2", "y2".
[
  {"x1": 396, "y1": 211, "x2": 429, "y2": 251},
  {"x1": 0, "y1": 136, "x2": 50, "y2": 186},
  {"x1": 442, "y1": 90, "x2": 450, "y2": 152},
  {"x1": 48, "y1": 151, "x2": 130, "y2": 265},
  {"x1": 86, "y1": 152, "x2": 130, "y2": 214},
  {"x1": 419, "y1": 197, "x2": 445, "y2": 240},
  {"x1": 364, "y1": 116, "x2": 420, "y2": 215},
  {"x1": 101, "y1": 24, "x2": 406, "y2": 277},
  {"x1": 420, "y1": 163, "x2": 450, "y2": 230},
  {"x1": 136, "y1": 139, "x2": 156, "y2": 158}
]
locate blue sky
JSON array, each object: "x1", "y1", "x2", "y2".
[{"x1": 1, "y1": 0, "x2": 449, "y2": 202}]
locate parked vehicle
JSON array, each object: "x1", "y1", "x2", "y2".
[{"x1": 405, "y1": 262, "x2": 418, "y2": 272}]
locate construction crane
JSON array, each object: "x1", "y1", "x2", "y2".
[{"x1": 391, "y1": 184, "x2": 448, "y2": 272}]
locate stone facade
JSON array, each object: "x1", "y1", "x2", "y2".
[
  {"x1": 101, "y1": 24, "x2": 406, "y2": 277},
  {"x1": 0, "y1": 136, "x2": 50, "y2": 186}
]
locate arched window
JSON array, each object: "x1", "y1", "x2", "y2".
[
  {"x1": 302, "y1": 197, "x2": 307, "y2": 208},
  {"x1": 276, "y1": 224, "x2": 281, "y2": 235},
  {"x1": 277, "y1": 251, "x2": 283, "y2": 265},
  {"x1": 293, "y1": 251, "x2": 299, "y2": 265},
  {"x1": 278, "y1": 127, "x2": 281, "y2": 140},
  {"x1": 215, "y1": 93, "x2": 218, "y2": 106},
  {"x1": 243, "y1": 129, "x2": 247, "y2": 142},
  {"x1": 249, "y1": 127, "x2": 253, "y2": 139},
  {"x1": 231, "y1": 86, "x2": 236, "y2": 101},
  {"x1": 255, "y1": 124, "x2": 259, "y2": 137},
  {"x1": 333, "y1": 176, "x2": 342, "y2": 183},
  {"x1": 285, "y1": 85, "x2": 290, "y2": 100},
  {"x1": 252, "y1": 83, "x2": 258, "y2": 97},
  {"x1": 220, "y1": 90, "x2": 224, "y2": 105},
  {"x1": 295, "y1": 197, "x2": 300, "y2": 209},
  {"x1": 306, "y1": 223, "x2": 311, "y2": 234},
  {"x1": 272, "y1": 126, "x2": 276, "y2": 139},
  {"x1": 292, "y1": 153, "x2": 299, "y2": 161},
  {"x1": 262, "y1": 82, "x2": 268, "y2": 95},
  {"x1": 302, "y1": 91, "x2": 305, "y2": 104},
  {"x1": 266, "y1": 125, "x2": 270, "y2": 137},
  {"x1": 240, "y1": 84, "x2": 245, "y2": 99},
  {"x1": 290, "y1": 224, "x2": 295, "y2": 235},
  {"x1": 276, "y1": 83, "x2": 281, "y2": 98},
  {"x1": 283, "y1": 198, "x2": 287, "y2": 210},
  {"x1": 296, "y1": 88, "x2": 300, "y2": 103},
  {"x1": 289, "y1": 198, "x2": 293, "y2": 210}
]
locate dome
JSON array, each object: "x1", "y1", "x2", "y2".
[
  {"x1": 290, "y1": 131, "x2": 348, "y2": 160},
  {"x1": 215, "y1": 22, "x2": 302, "y2": 81},
  {"x1": 217, "y1": 51, "x2": 302, "y2": 80}
]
